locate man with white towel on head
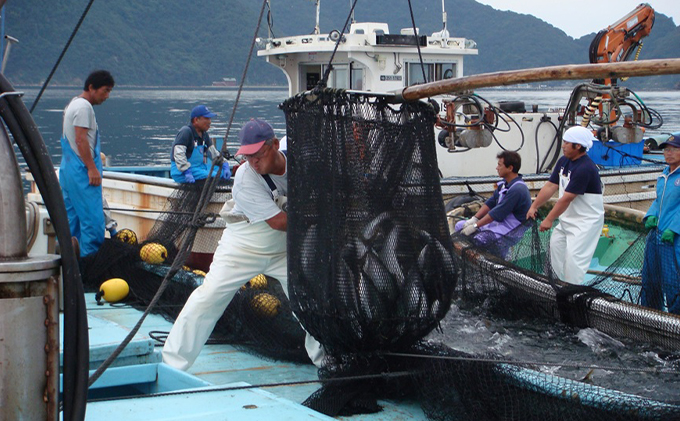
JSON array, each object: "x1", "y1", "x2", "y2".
[{"x1": 526, "y1": 126, "x2": 605, "y2": 285}]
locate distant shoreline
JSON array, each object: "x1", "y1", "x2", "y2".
[{"x1": 15, "y1": 85, "x2": 289, "y2": 90}]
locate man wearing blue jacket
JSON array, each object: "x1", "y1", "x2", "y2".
[
  {"x1": 642, "y1": 132, "x2": 680, "y2": 314},
  {"x1": 170, "y1": 105, "x2": 230, "y2": 184}
]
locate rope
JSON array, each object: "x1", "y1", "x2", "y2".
[
  {"x1": 86, "y1": 370, "x2": 417, "y2": 404},
  {"x1": 30, "y1": 0, "x2": 96, "y2": 113},
  {"x1": 87, "y1": 0, "x2": 270, "y2": 387},
  {"x1": 383, "y1": 352, "x2": 680, "y2": 376},
  {"x1": 318, "y1": 0, "x2": 359, "y2": 89},
  {"x1": 407, "y1": 0, "x2": 428, "y2": 84},
  {"x1": 219, "y1": 0, "x2": 269, "y2": 157}
]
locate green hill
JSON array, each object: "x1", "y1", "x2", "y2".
[{"x1": 4, "y1": 0, "x2": 679, "y2": 89}]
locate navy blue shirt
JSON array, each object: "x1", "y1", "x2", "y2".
[
  {"x1": 549, "y1": 155, "x2": 602, "y2": 195},
  {"x1": 485, "y1": 176, "x2": 532, "y2": 223},
  {"x1": 170, "y1": 124, "x2": 213, "y2": 163}
]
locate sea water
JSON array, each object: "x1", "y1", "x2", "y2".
[
  {"x1": 19, "y1": 86, "x2": 680, "y2": 402},
  {"x1": 18, "y1": 87, "x2": 680, "y2": 168}
]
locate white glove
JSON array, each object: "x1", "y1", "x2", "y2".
[
  {"x1": 275, "y1": 195, "x2": 288, "y2": 213},
  {"x1": 462, "y1": 216, "x2": 478, "y2": 229},
  {"x1": 461, "y1": 223, "x2": 478, "y2": 236}
]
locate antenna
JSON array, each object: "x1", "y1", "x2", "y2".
[
  {"x1": 440, "y1": 0, "x2": 449, "y2": 38},
  {"x1": 350, "y1": 0, "x2": 355, "y2": 24},
  {"x1": 314, "y1": 0, "x2": 320, "y2": 34}
]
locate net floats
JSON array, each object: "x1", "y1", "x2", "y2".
[
  {"x1": 140, "y1": 242, "x2": 168, "y2": 264},
  {"x1": 96, "y1": 278, "x2": 130, "y2": 304},
  {"x1": 250, "y1": 292, "x2": 280, "y2": 318},
  {"x1": 115, "y1": 228, "x2": 138, "y2": 245}
]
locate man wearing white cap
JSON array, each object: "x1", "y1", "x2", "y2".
[
  {"x1": 163, "y1": 118, "x2": 325, "y2": 370},
  {"x1": 527, "y1": 126, "x2": 604, "y2": 284}
]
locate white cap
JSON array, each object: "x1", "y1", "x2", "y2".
[{"x1": 563, "y1": 126, "x2": 596, "y2": 151}]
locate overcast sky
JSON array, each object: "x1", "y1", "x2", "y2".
[{"x1": 474, "y1": 1, "x2": 677, "y2": 38}]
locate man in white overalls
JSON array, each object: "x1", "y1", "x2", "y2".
[
  {"x1": 163, "y1": 119, "x2": 325, "y2": 370},
  {"x1": 527, "y1": 126, "x2": 604, "y2": 285}
]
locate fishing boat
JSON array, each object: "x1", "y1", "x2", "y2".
[{"x1": 6, "y1": 1, "x2": 680, "y2": 420}]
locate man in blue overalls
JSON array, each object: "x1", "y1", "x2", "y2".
[
  {"x1": 455, "y1": 150, "x2": 532, "y2": 255},
  {"x1": 641, "y1": 132, "x2": 680, "y2": 314},
  {"x1": 59, "y1": 70, "x2": 115, "y2": 257},
  {"x1": 170, "y1": 105, "x2": 230, "y2": 184}
]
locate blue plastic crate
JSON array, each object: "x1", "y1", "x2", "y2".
[{"x1": 587, "y1": 140, "x2": 644, "y2": 166}]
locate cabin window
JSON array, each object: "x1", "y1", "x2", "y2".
[
  {"x1": 351, "y1": 66, "x2": 364, "y2": 90},
  {"x1": 406, "y1": 62, "x2": 457, "y2": 85},
  {"x1": 301, "y1": 64, "x2": 322, "y2": 90},
  {"x1": 300, "y1": 63, "x2": 364, "y2": 90}
]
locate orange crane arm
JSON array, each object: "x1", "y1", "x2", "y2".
[{"x1": 589, "y1": 3, "x2": 655, "y2": 64}]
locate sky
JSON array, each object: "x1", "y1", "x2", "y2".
[{"x1": 475, "y1": 1, "x2": 678, "y2": 38}]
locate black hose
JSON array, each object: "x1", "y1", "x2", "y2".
[{"x1": 0, "y1": 75, "x2": 89, "y2": 420}]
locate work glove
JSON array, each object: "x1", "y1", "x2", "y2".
[
  {"x1": 220, "y1": 161, "x2": 231, "y2": 181},
  {"x1": 461, "y1": 223, "x2": 478, "y2": 236},
  {"x1": 275, "y1": 195, "x2": 288, "y2": 213},
  {"x1": 462, "y1": 216, "x2": 479, "y2": 229},
  {"x1": 183, "y1": 169, "x2": 195, "y2": 184},
  {"x1": 645, "y1": 216, "x2": 658, "y2": 231},
  {"x1": 661, "y1": 229, "x2": 675, "y2": 244}
]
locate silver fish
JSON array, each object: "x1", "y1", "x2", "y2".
[
  {"x1": 363, "y1": 249, "x2": 398, "y2": 302},
  {"x1": 379, "y1": 224, "x2": 405, "y2": 286},
  {"x1": 361, "y1": 211, "x2": 391, "y2": 242}
]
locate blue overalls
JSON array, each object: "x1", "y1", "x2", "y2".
[
  {"x1": 59, "y1": 131, "x2": 104, "y2": 257},
  {"x1": 170, "y1": 142, "x2": 219, "y2": 183},
  {"x1": 641, "y1": 166, "x2": 680, "y2": 314}
]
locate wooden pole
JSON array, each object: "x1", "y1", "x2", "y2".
[{"x1": 401, "y1": 58, "x2": 680, "y2": 101}]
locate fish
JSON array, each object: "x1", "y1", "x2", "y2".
[
  {"x1": 378, "y1": 224, "x2": 406, "y2": 287},
  {"x1": 361, "y1": 211, "x2": 392, "y2": 242},
  {"x1": 363, "y1": 249, "x2": 398, "y2": 302},
  {"x1": 300, "y1": 224, "x2": 319, "y2": 284}
]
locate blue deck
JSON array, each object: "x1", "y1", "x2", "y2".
[{"x1": 66, "y1": 294, "x2": 426, "y2": 420}]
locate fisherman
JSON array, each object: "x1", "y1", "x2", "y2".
[
  {"x1": 163, "y1": 119, "x2": 325, "y2": 370},
  {"x1": 455, "y1": 151, "x2": 532, "y2": 252},
  {"x1": 170, "y1": 105, "x2": 230, "y2": 184},
  {"x1": 641, "y1": 132, "x2": 680, "y2": 314},
  {"x1": 59, "y1": 70, "x2": 115, "y2": 257},
  {"x1": 526, "y1": 126, "x2": 604, "y2": 285}
]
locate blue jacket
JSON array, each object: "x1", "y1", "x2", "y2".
[{"x1": 646, "y1": 166, "x2": 680, "y2": 234}]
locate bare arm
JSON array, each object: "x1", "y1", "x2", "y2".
[
  {"x1": 75, "y1": 126, "x2": 101, "y2": 186},
  {"x1": 526, "y1": 181, "x2": 559, "y2": 219},
  {"x1": 539, "y1": 191, "x2": 577, "y2": 232},
  {"x1": 265, "y1": 211, "x2": 287, "y2": 231}
]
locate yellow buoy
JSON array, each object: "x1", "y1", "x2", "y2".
[
  {"x1": 241, "y1": 273, "x2": 268, "y2": 290},
  {"x1": 115, "y1": 228, "x2": 138, "y2": 245},
  {"x1": 192, "y1": 269, "x2": 207, "y2": 277},
  {"x1": 250, "y1": 293, "x2": 280, "y2": 318},
  {"x1": 140, "y1": 243, "x2": 168, "y2": 264},
  {"x1": 98, "y1": 278, "x2": 130, "y2": 303}
]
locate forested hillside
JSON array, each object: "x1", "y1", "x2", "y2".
[{"x1": 5, "y1": 0, "x2": 679, "y2": 89}]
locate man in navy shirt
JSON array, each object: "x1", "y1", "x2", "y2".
[
  {"x1": 456, "y1": 151, "x2": 532, "y2": 253},
  {"x1": 170, "y1": 105, "x2": 230, "y2": 183},
  {"x1": 527, "y1": 126, "x2": 604, "y2": 284}
]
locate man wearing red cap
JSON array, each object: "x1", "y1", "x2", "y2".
[
  {"x1": 527, "y1": 126, "x2": 604, "y2": 285},
  {"x1": 163, "y1": 119, "x2": 325, "y2": 370}
]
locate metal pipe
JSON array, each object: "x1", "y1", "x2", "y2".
[{"x1": 0, "y1": 119, "x2": 27, "y2": 257}]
